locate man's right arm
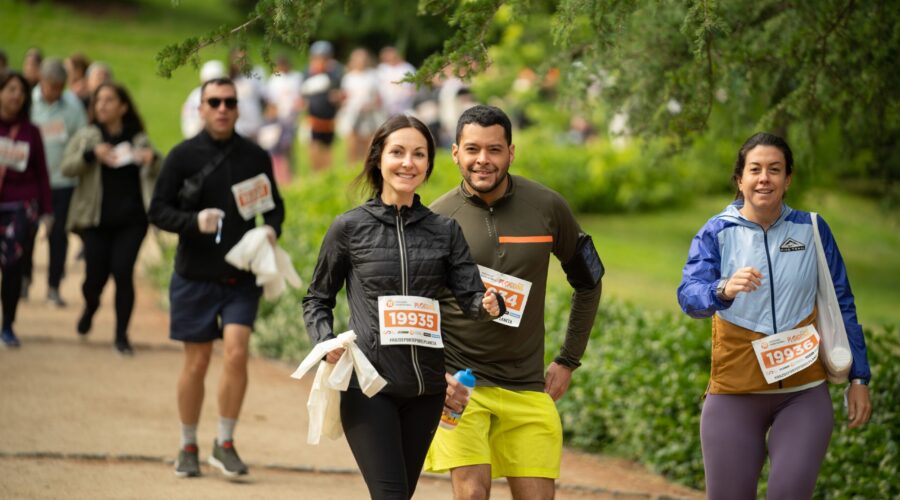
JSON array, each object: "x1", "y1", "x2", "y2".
[{"x1": 148, "y1": 147, "x2": 200, "y2": 235}]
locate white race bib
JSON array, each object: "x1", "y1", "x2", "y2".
[
  {"x1": 478, "y1": 265, "x2": 532, "y2": 328},
  {"x1": 0, "y1": 137, "x2": 30, "y2": 172},
  {"x1": 39, "y1": 119, "x2": 68, "y2": 144},
  {"x1": 378, "y1": 296, "x2": 442, "y2": 348},
  {"x1": 231, "y1": 173, "x2": 276, "y2": 221},
  {"x1": 751, "y1": 325, "x2": 821, "y2": 384}
]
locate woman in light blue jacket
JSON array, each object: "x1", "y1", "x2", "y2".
[{"x1": 677, "y1": 132, "x2": 872, "y2": 499}]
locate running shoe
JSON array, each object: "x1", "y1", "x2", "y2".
[
  {"x1": 47, "y1": 287, "x2": 67, "y2": 307},
  {"x1": 208, "y1": 439, "x2": 248, "y2": 477},
  {"x1": 174, "y1": 443, "x2": 201, "y2": 478},
  {"x1": 76, "y1": 309, "x2": 92, "y2": 337},
  {"x1": 115, "y1": 339, "x2": 134, "y2": 357},
  {"x1": 1, "y1": 327, "x2": 20, "y2": 348}
]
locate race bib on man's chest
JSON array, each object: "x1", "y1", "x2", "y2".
[
  {"x1": 478, "y1": 265, "x2": 532, "y2": 328},
  {"x1": 231, "y1": 173, "x2": 275, "y2": 220},
  {"x1": 39, "y1": 119, "x2": 68, "y2": 143},
  {"x1": 378, "y1": 296, "x2": 442, "y2": 348},
  {"x1": 751, "y1": 325, "x2": 820, "y2": 384},
  {"x1": 0, "y1": 137, "x2": 30, "y2": 172}
]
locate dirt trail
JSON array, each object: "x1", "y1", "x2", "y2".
[{"x1": 0, "y1": 232, "x2": 703, "y2": 499}]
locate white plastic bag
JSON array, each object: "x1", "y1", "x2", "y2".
[
  {"x1": 811, "y1": 213, "x2": 852, "y2": 384},
  {"x1": 291, "y1": 331, "x2": 387, "y2": 444},
  {"x1": 225, "y1": 227, "x2": 302, "y2": 300}
]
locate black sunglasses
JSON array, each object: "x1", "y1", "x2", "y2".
[{"x1": 206, "y1": 97, "x2": 238, "y2": 110}]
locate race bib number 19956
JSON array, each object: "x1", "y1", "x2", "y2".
[{"x1": 378, "y1": 296, "x2": 442, "y2": 348}]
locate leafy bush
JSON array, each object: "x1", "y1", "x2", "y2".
[
  {"x1": 546, "y1": 285, "x2": 899, "y2": 497},
  {"x1": 545, "y1": 290, "x2": 709, "y2": 488},
  {"x1": 815, "y1": 325, "x2": 899, "y2": 499}
]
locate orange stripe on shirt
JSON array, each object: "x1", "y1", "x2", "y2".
[{"x1": 498, "y1": 235, "x2": 554, "y2": 244}]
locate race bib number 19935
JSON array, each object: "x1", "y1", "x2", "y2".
[{"x1": 378, "y1": 296, "x2": 442, "y2": 348}]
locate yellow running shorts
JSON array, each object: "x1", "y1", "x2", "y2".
[{"x1": 424, "y1": 386, "x2": 562, "y2": 479}]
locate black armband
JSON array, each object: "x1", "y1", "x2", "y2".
[{"x1": 562, "y1": 233, "x2": 604, "y2": 290}]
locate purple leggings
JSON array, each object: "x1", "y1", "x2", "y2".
[{"x1": 700, "y1": 383, "x2": 833, "y2": 500}]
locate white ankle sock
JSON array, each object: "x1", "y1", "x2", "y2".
[
  {"x1": 181, "y1": 424, "x2": 197, "y2": 448},
  {"x1": 217, "y1": 417, "x2": 237, "y2": 444}
]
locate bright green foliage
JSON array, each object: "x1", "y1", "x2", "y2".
[
  {"x1": 545, "y1": 292, "x2": 710, "y2": 488},
  {"x1": 158, "y1": 0, "x2": 899, "y2": 194},
  {"x1": 815, "y1": 327, "x2": 900, "y2": 499}
]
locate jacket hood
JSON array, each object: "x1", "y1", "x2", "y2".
[
  {"x1": 360, "y1": 194, "x2": 431, "y2": 225},
  {"x1": 717, "y1": 199, "x2": 794, "y2": 229}
]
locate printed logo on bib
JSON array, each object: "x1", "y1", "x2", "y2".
[
  {"x1": 378, "y1": 296, "x2": 442, "y2": 348},
  {"x1": 478, "y1": 265, "x2": 532, "y2": 328},
  {"x1": 751, "y1": 325, "x2": 820, "y2": 384},
  {"x1": 231, "y1": 173, "x2": 276, "y2": 221},
  {"x1": 779, "y1": 237, "x2": 806, "y2": 252},
  {"x1": 0, "y1": 137, "x2": 30, "y2": 172}
]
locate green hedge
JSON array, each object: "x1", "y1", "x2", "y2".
[{"x1": 544, "y1": 286, "x2": 899, "y2": 497}]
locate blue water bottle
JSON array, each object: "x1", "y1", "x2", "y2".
[{"x1": 440, "y1": 368, "x2": 476, "y2": 430}]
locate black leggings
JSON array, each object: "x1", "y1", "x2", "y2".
[
  {"x1": 48, "y1": 187, "x2": 75, "y2": 288},
  {"x1": 80, "y1": 223, "x2": 147, "y2": 341},
  {"x1": 341, "y1": 388, "x2": 444, "y2": 500},
  {"x1": 1, "y1": 230, "x2": 37, "y2": 328}
]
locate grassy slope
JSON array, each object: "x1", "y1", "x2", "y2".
[{"x1": 2, "y1": 0, "x2": 242, "y2": 152}]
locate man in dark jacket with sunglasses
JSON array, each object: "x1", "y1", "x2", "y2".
[{"x1": 149, "y1": 77, "x2": 285, "y2": 479}]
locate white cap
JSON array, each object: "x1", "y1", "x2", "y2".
[{"x1": 200, "y1": 60, "x2": 226, "y2": 83}]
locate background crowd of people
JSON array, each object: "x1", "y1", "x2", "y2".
[{"x1": 0, "y1": 40, "x2": 473, "y2": 351}]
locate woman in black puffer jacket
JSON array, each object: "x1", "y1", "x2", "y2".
[{"x1": 303, "y1": 114, "x2": 503, "y2": 499}]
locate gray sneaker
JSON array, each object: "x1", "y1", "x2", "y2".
[
  {"x1": 47, "y1": 287, "x2": 67, "y2": 307},
  {"x1": 208, "y1": 439, "x2": 248, "y2": 477},
  {"x1": 174, "y1": 444, "x2": 201, "y2": 477}
]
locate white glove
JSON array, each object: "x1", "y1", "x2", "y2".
[{"x1": 197, "y1": 208, "x2": 225, "y2": 234}]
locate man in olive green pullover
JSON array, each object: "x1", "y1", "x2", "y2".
[{"x1": 425, "y1": 105, "x2": 603, "y2": 499}]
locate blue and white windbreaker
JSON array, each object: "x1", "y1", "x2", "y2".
[{"x1": 677, "y1": 201, "x2": 871, "y2": 381}]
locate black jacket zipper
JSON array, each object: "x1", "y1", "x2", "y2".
[{"x1": 395, "y1": 208, "x2": 424, "y2": 395}]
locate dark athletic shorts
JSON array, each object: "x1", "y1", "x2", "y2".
[
  {"x1": 169, "y1": 272, "x2": 262, "y2": 343},
  {"x1": 311, "y1": 130, "x2": 336, "y2": 145}
]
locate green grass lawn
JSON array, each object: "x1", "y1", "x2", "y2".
[{"x1": 2, "y1": 0, "x2": 247, "y2": 152}]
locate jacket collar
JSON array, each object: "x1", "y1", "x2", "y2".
[
  {"x1": 198, "y1": 128, "x2": 237, "y2": 148},
  {"x1": 361, "y1": 194, "x2": 431, "y2": 225},
  {"x1": 720, "y1": 199, "x2": 793, "y2": 229},
  {"x1": 457, "y1": 173, "x2": 515, "y2": 209}
]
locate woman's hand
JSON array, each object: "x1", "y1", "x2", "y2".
[
  {"x1": 134, "y1": 147, "x2": 155, "y2": 166},
  {"x1": 847, "y1": 383, "x2": 872, "y2": 429},
  {"x1": 482, "y1": 288, "x2": 502, "y2": 317},
  {"x1": 722, "y1": 267, "x2": 764, "y2": 300},
  {"x1": 93, "y1": 143, "x2": 115, "y2": 166},
  {"x1": 325, "y1": 347, "x2": 345, "y2": 364}
]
